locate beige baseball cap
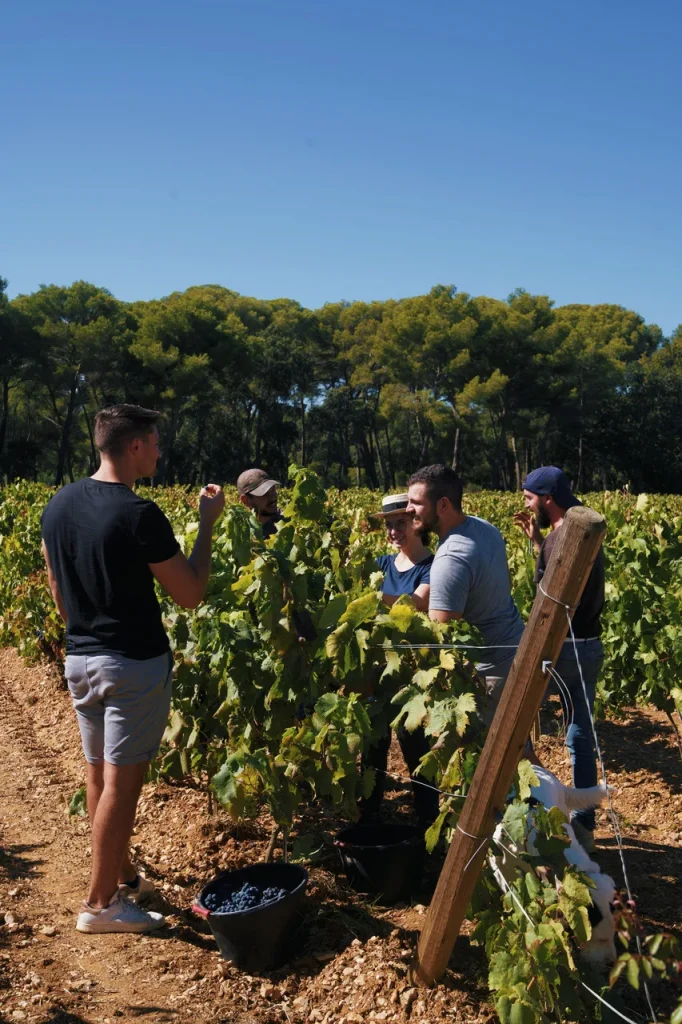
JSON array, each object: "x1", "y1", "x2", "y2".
[{"x1": 236, "y1": 468, "x2": 280, "y2": 497}]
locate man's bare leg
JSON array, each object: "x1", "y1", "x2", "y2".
[
  {"x1": 87, "y1": 761, "x2": 148, "y2": 907},
  {"x1": 86, "y1": 762, "x2": 105, "y2": 820},
  {"x1": 86, "y1": 763, "x2": 137, "y2": 884}
]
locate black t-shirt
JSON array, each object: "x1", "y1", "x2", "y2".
[
  {"x1": 534, "y1": 527, "x2": 605, "y2": 638},
  {"x1": 261, "y1": 512, "x2": 285, "y2": 538},
  {"x1": 41, "y1": 478, "x2": 180, "y2": 659}
]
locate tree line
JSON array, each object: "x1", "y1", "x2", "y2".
[{"x1": 1, "y1": 277, "x2": 680, "y2": 493}]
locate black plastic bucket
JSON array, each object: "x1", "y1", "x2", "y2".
[
  {"x1": 192, "y1": 862, "x2": 308, "y2": 972},
  {"x1": 334, "y1": 823, "x2": 425, "y2": 903}
]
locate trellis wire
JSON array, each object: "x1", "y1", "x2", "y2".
[
  {"x1": 496, "y1": 868, "x2": 647, "y2": 1024},
  {"x1": 369, "y1": 579, "x2": 657, "y2": 1018},
  {"x1": 539, "y1": 581, "x2": 656, "y2": 1023}
]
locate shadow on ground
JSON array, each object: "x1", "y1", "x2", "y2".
[
  {"x1": 0, "y1": 841, "x2": 46, "y2": 882},
  {"x1": 541, "y1": 699, "x2": 682, "y2": 790},
  {"x1": 599, "y1": 710, "x2": 682, "y2": 789}
]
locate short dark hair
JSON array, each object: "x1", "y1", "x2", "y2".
[
  {"x1": 407, "y1": 464, "x2": 463, "y2": 512},
  {"x1": 94, "y1": 404, "x2": 161, "y2": 456}
]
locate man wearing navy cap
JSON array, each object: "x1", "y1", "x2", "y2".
[{"x1": 515, "y1": 466, "x2": 605, "y2": 852}]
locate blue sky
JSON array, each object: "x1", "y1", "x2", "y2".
[{"x1": 2, "y1": 0, "x2": 680, "y2": 334}]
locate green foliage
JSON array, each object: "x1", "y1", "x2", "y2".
[
  {"x1": 0, "y1": 481, "x2": 65, "y2": 661},
  {"x1": 479, "y1": 797, "x2": 604, "y2": 1022},
  {"x1": 3, "y1": 473, "x2": 682, "y2": 1022},
  {"x1": 154, "y1": 466, "x2": 483, "y2": 827},
  {"x1": 68, "y1": 786, "x2": 87, "y2": 818},
  {"x1": 1, "y1": 278, "x2": 678, "y2": 491}
]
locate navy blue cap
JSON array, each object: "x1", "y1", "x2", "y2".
[{"x1": 522, "y1": 467, "x2": 581, "y2": 509}]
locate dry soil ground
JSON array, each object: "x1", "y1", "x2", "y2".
[{"x1": 1, "y1": 647, "x2": 681, "y2": 1024}]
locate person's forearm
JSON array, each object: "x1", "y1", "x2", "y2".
[
  {"x1": 45, "y1": 564, "x2": 67, "y2": 622},
  {"x1": 51, "y1": 586, "x2": 67, "y2": 623},
  {"x1": 187, "y1": 520, "x2": 215, "y2": 602},
  {"x1": 429, "y1": 608, "x2": 463, "y2": 623}
]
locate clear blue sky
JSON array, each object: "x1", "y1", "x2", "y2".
[{"x1": 2, "y1": 0, "x2": 680, "y2": 334}]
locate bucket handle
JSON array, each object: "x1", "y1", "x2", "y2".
[
  {"x1": 192, "y1": 903, "x2": 210, "y2": 918},
  {"x1": 335, "y1": 848, "x2": 378, "y2": 889}
]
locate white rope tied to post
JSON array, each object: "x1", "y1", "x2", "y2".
[
  {"x1": 537, "y1": 578, "x2": 578, "y2": 610},
  {"x1": 371, "y1": 770, "x2": 488, "y2": 872},
  {"x1": 456, "y1": 823, "x2": 492, "y2": 841},
  {"x1": 456, "y1": 823, "x2": 495, "y2": 873}
]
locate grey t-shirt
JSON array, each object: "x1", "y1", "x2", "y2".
[{"x1": 430, "y1": 515, "x2": 524, "y2": 675}]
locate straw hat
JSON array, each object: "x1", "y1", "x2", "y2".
[{"x1": 373, "y1": 493, "x2": 410, "y2": 518}]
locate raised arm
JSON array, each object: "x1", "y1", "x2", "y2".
[
  {"x1": 150, "y1": 485, "x2": 225, "y2": 609},
  {"x1": 513, "y1": 510, "x2": 543, "y2": 555}
]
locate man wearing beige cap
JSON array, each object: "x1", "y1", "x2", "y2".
[{"x1": 236, "y1": 468, "x2": 283, "y2": 538}]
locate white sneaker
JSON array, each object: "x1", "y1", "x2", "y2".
[
  {"x1": 118, "y1": 872, "x2": 156, "y2": 904},
  {"x1": 76, "y1": 892, "x2": 165, "y2": 934}
]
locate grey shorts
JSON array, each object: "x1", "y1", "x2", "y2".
[{"x1": 65, "y1": 651, "x2": 173, "y2": 766}]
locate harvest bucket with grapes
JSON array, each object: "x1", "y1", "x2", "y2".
[{"x1": 192, "y1": 862, "x2": 308, "y2": 972}]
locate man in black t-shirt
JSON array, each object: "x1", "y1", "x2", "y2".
[
  {"x1": 41, "y1": 404, "x2": 225, "y2": 934},
  {"x1": 514, "y1": 466, "x2": 605, "y2": 852}
]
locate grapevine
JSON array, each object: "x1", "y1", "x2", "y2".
[{"x1": 2, "y1": 475, "x2": 682, "y2": 1021}]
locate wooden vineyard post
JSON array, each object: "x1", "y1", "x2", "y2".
[
  {"x1": 414, "y1": 505, "x2": 606, "y2": 986},
  {"x1": 531, "y1": 711, "x2": 542, "y2": 746}
]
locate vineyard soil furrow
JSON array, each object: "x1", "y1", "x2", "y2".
[{"x1": 1, "y1": 648, "x2": 681, "y2": 1023}]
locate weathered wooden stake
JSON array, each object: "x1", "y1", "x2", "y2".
[
  {"x1": 414, "y1": 505, "x2": 606, "y2": 986},
  {"x1": 531, "y1": 711, "x2": 542, "y2": 746}
]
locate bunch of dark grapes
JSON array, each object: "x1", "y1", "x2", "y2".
[
  {"x1": 261, "y1": 886, "x2": 287, "y2": 905},
  {"x1": 203, "y1": 882, "x2": 288, "y2": 914}
]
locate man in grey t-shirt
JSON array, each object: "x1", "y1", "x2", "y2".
[{"x1": 406, "y1": 465, "x2": 524, "y2": 717}]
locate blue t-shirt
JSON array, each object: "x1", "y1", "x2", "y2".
[
  {"x1": 429, "y1": 515, "x2": 523, "y2": 675},
  {"x1": 377, "y1": 553, "x2": 433, "y2": 598}
]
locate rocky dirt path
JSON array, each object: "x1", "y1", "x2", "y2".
[
  {"x1": 0, "y1": 646, "x2": 681, "y2": 1024},
  {"x1": 0, "y1": 648, "x2": 228, "y2": 1024}
]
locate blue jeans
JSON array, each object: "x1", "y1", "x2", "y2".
[{"x1": 547, "y1": 639, "x2": 603, "y2": 831}]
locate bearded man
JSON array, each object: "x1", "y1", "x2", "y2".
[
  {"x1": 236, "y1": 468, "x2": 283, "y2": 538},
  {"x1": 514, "y1": 466, "x2": 605, "y2": 852},
  {"x1": 406, "y1": 464, "x2": 524, "y2": 724}
]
